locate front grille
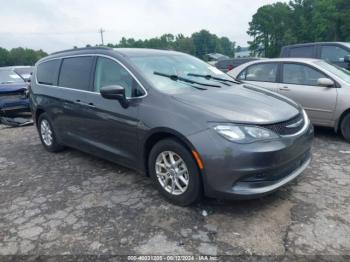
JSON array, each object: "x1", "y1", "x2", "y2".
[{"x1": 262, "y1": 113, "x2": 304, "y2": 136}]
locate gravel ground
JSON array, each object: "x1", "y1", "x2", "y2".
[{"x1": 0, "y1": 124, "x2": 349, "y2": 259}]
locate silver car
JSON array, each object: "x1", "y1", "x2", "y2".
[{"x1": 228, "y1": 58, "x2": 350, "y2": 142}]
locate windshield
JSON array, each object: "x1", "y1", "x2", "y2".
[
  {"x1": 129, "y1": 53, "x2": 235, "y2": 93},
  {"x1": 0, "y1": 70, "x2": 25, "y2": 84},
  {"x1": 314, "y1": 60, "x2": 350, "y2": 84}
]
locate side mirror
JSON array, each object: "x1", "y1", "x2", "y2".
[
  {"x1": 317, "y1": 78, "x2": 334, "y2": 87},
  {"x1": 344, "y1": 55, "x2": 350, "y2": 63},
  {"x1": 100, "y1": 85, "x2": 129, "y2": 107}
]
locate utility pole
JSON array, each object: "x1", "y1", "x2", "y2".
[{"x1": 99, "y1": 28, "x2": 105, "y2": 46}]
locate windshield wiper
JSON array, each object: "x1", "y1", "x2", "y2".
[
  {"x1": 187, "y1": 73, "x2": 241, "y2": 84},
  {"x1": 154, "y1": 71, "x2": 221, "y2": 88}
]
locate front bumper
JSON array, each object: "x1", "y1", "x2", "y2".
[
  {"x1": 188, "y1": 123, "x2": 314, "y2": 200},
  {"x1": 0, "y1": 98, "x2": 30, "y2": 115}
]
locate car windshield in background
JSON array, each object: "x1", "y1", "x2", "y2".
[
  {"x1": 14, "y1": 68, "x2": 33, "y2": 81},
  {"x1": 129, "y1": 54, "x2": 235, "y2": 93},
  {"x1": 314, "y1": 60, "x2": 350, "y2": 84},
  {"x1": 0, "y1": 70, "x2": 25, "y2": 84},
  {"x1": 343, "y1": 43, "x2": 350, "y2": 49}
]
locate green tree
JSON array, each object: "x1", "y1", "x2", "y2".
[
  {"x1": 337, "y1": 0, "x2": 350, "y2": 41},
  {"x1": 109, "y1": 30, "x2": 235, "y2": 59},
  {"x1": 248, "y1": 2, "x2": 295, "y2": 57},
  {"x1": 248, "y1": 0, "x2": 350, "y2": 57},
  {"x1": 0, "y1": 47, "x2": 11, "y2": 67},
  {"x1": 0, "y1": 47, "x2": 47, "y2": 66}
]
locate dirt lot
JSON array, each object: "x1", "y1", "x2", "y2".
[{"x1": 0, "y1": 124, "x2": 349, "y2": 259}]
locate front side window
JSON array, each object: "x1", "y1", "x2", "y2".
[
  {"x1": 321, "y1": 45, "x2": 350, "y2": 63},
  {"x1": 282, "y1": 63, "x2": 326, "y2": 86},
  {"x1": 58, "y1": 56, "x2": 94, "y2": 90},
  {"x1": 243, "y1": 63, "x2": 278, "y2": 82},
  {"x1": 94, "y1": 57, "x2": 144, "y2": 97},
  {"x1": 37, "y1": 60, "x2": 61, "y2": 85},
  {"x1": 314, "y1": 60, "x2": 350, "y2": 84}
]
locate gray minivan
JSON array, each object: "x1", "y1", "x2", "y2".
[{"x1": 30, "y1": 47, "x2": 313, "y2": 205}]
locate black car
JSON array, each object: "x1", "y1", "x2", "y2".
[
  {"x1": 30, "y1": 47, "x2": 313, "y2": 206},
  {"x1": 215, "y1": 58, "x2": 261, "y2": 73},
  {"x1": 280, "y1": 42, "x2": 350, "y2": 69}
]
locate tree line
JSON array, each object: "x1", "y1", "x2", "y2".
[
  {"x1": 107, "y1": 30, "x2": 236, "y2": 60},
  {"x1": 248, "y1": 0, "x2": 350, "y2": 58},
  {"x1": 0, "y1": 47, "x2": 48, "y2": 67}
]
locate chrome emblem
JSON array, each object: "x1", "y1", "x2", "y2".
[{"x1": 286, "y1": 119, "x2": 303, "y2": 128}]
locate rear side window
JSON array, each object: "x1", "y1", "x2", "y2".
[
  {"x1": 58, "y1": 56, "x2": 94, "y2": 90},
  {"x1": 37, "y1": 60, "x2": 61, "y2": 85},
  {"x1": 321, "y1": 45, "x2": 350, "y2": 62},
  {"x1": 289, "y1": 46, "x2": 314, "y2": 58},
  {"x1": 282, "y1": 63, "x2": 326, "y2": 86},
  {"x1": 240, "y1": 63, "x2": 278, "y2": 82}
]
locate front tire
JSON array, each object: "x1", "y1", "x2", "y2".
[
  {"x1": 148, "y1": 139, "x2": 202, "y2": 206},
  {"x1": 341, "y1": 113, "x2": 350, "y2": 143},
  {"x1": 38, "y1": 113, "x2": 64, "y2": 152}
]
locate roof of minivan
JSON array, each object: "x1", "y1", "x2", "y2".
[
  {"x1": 114, "y1": 48, "x2": 185, "y2": 57},
  {"x1": 50, "y1": 47, "x2": 183, "y2": 57}
]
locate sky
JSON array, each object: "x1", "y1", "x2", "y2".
[{"x1": 0, "y1": 0, "x2": 287, "y2": 53}]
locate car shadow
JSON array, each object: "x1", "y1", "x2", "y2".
[{"x1": 313, "y1": 125, "x2": 344, "y2": 142}]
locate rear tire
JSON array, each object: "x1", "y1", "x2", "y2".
[
  {"x1": 148, "y1": 138, "x2": 202, "y2": 206},
  {"x1": 341, "y1": 113, "x2": 350, "y2": 143},
  {"x1": 38, "y1": 113, "x2": 64, "y2": 152}
]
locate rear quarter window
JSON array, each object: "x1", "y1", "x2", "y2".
[{"x1": 36, "y1": 60, "x2": 61, "y2": 85}]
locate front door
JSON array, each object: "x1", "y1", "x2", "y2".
[
  {"x1": 80, "y1": 56, "x2": 146, "y2": 168},
  {"x1": 279, "y1": 63, "x2": 337, "y2": 126}
]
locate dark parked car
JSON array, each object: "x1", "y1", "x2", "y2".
[
  {"x1": 280, "y1": 42, "x2": 350, "y2": 69},
  {"x1": 215, "y1": 58, "x2": 261, "y2": 73},
  {"x1": 30, "y1": 47, "x2": 313, "y2": 205},
  {"x1": 0, "y1": 66, "x2": 32, "y2": 116}
]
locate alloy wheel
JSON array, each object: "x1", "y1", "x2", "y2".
[
  {"x1": 155, "y1": 151, "x2": 189, "y2": 195},
  {"x1": 40, "y1": 119, "x2": 53, "y2": 146}
]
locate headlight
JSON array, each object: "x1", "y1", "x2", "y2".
[{"x1": 213, "y1": 124, "x2": 279, "y2": 143}]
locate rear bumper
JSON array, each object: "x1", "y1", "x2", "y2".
[{"x1": 188, "y1": 123, "x2": 314, "y2": 200}]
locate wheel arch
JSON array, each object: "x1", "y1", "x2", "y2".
[
  {"x1": 34, "y1": 108, "x2": 46, "y2": 126},
  {"x1": 142, "y1": 128, "x2": 202, "y2": 177},
  {"x1": 336, "y1": 108, "x2": 350, "y2": 133}
]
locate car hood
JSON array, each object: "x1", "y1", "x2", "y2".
[
  {"x1": 171, "y1": 84, "x2": 301, "y2": 124},
  {"x1": 0, "y1": 83, "x2": 27, "y2": 94}
]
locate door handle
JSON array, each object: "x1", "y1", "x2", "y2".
[
  {"x1": 75, "y1": 100, "x2": 96, "y2": 108},
  {"x1": 279, "y1": 86, "x2": 290, "y2": 91}
]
